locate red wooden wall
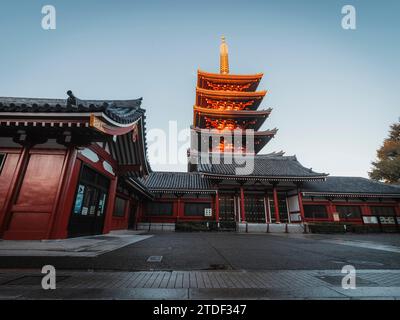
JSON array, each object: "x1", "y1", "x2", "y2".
[
  {"x1": 0, "y1": 150, "x2": 21, "y2": 236},
  {"x1": 3, "y1": 149, "x2": 67, "y2": 239}
]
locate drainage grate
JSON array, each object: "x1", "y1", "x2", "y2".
[
  {"x1": 205, "y1": 264, "x2": 232, "y2": 270},
  {"x1": 1, "y1": 275, "x2": 70, "y2": 286},
  {"x1": 147, "y1": 256, "x2": 163, "y2": 262},
  {"x1": 316, "y1": 275, "x2": 378, "y2": 287}
]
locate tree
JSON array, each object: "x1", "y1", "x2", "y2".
[{"x1": 369, "y1": 121, "x2": 400, "y2": 184}]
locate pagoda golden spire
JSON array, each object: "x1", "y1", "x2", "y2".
[{"x1": 219, "y1": 36, "x2": 229, "y2": 74}]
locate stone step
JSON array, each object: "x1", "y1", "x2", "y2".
[{"x1": 237, "y1": 223, "x2": 305, "y2": 233}]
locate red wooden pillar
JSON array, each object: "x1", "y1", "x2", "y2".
[
  {"x1": 103, "y1": 176, "x2": 118, "y2": 234},
  {"x1": 176, "y1": 195, "x2": 181, "y2": 222},
  {"x1": 48, "y1": 147, "x2": 78, "y2": 239},
  {"x1": 134, "y1": 200, "x2": 142, "y2": 227},
  {"x1": 240, "y1": 186, "x2": 245, "y2": 222},
  {"x1": 51, "y1": 157, "x2": 81, "y2": 239},
  {"x1": 327, "y1": 200, "x2": 335, "y2": 221},
  {"x1": 298, "y1": 190, "x2": 305, "y2": 222},
  {"x1": 273, "y1": 185, "x2": 280, "y2": 223},
  {"x1": 215, "y1": 191, "x2": 220, "y2": 222},
  {"x1": 396, "y1": 201, "x2": 400, "y2": 216}
]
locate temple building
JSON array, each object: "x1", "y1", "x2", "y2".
[
  {"x1": 0, "y1": 93, "x2": 152, "y2": 239},
  {"x1": 0, "y1": 38, "x2": 399, "y2": 239},
  {"x1": 138, "y1": 37, "x2": 400, "y2": 231}
]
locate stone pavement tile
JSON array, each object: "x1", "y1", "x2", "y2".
[
  {"x1": 214, "y1": 272, "x2": 228, "y2": 288},
  {"x1": 189, "y1": 287, "x2": 347, "y2": 300},
  {"x1": 193, "y1": 272, "x2": 203, "y2": 288},
  {"x1": 281, "y1": 287, "x2": 348, "y2": 298},
  {"x1": 331, "y1": 287, "x2": 400, "y2": 298},
  {"x1": 149, "y1": 272, "x2": 166, "y2": 288},
  {"x1": 12, "y1": 288, "x2": 189, "y2": 300},
  {"x1": 201, "y1": 272, "x2": 212, "y2": 288},
  {"x1": 208, "y1": 272, "x2": 221, "y2": 288},
  {"x1": 182, "y1": 272, "x2": 190, "y2": 288},
  {"x1": 166, "y1": 272, "x2": 177, "y2": 289},
  {"x1": 189, "y1": 288, "x2": 277, "y2": 300},
  {"x1": 143, "y1": 272, "x2": 159, "y2": 288},
  {"x1": 0, "y1": 289, "x2": 24, "y2": 299},
  {"x1": 158, "y1": 272, "x2": 171, "y2": 288},
  {"x1": 128, "y1": 272, "x2": 147, "y2": 288},
  {"x1": 353, "y1": 297, "x2": 397, "y2": 300},
  {"x1": 136, "y1": 272, "x2": 154, "y2": 288}
]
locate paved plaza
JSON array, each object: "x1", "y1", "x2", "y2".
[
  {"x1": 0, "y1": 232, "x2": 399, "y2": 299},
  {"x1": 0, "y1": 269, "x2": 400, "y2": 299}
]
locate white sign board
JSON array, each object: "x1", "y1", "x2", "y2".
[
  {"x1": 362, "y1": 216, "x2": 378, "y2": 224},
  {"x1": 287, "y1": 195, "x2": 300, "y2": 213},
  {"x1": 289, "y1": 213, "x2": 301, "y2": 222},
  {"x1": 204, "y1": 208, "x2": 213, "y2": 217},
  {"x1": 332, "y1": 213, "x2": 340, "y2": 222},
  {"x1": 379, "y1": 216, "x2": 395, "y2": 225}
]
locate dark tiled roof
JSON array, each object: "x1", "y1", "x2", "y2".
[
  {"x1": 126, "y1": 177, "x2": 153, "y2": 199},
  {"x1": 0, "y1": 94, "x2": 144, "y2": 125},
  {"x1": 141, "y1": 172, "x2": 216, "y2": 192},
  {"x1": 196, "y1": 153, "x2": 327, "y2": 179},
  {"x1": 302, "y1": 176, "x2": 400, "y2": 196}
]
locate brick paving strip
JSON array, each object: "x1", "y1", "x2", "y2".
[{"x1": 0, "y1": 269, "x2": 400, "y2": 299}]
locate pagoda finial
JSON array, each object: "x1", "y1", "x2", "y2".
[{"x1": 220, "y1": 36, "x2": 229, "y2": 74}]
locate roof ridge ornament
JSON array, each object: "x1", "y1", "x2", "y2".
[
  {"x1": 220, "y1": 36, "x2": 229, "y2": 75},
  {"x1": 66, "y1": 90, "x2": 78, "y2": 106}
]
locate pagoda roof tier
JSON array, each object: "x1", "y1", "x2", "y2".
[
  {"x1": 191, "y1": 127, "x2": 278, "y2": 154},
  {"x1": 196, "y1": 87, "x2": 267, "y2": 110},
  {"x1": 197, "y1": 69, "x2": 263, "y2": 92},
  {"x1": 193, "y1": 107, "x2": 272, "y2": 131},
  {"x1": 193, "y1": 105, "x2": 271, "y2": 130}
]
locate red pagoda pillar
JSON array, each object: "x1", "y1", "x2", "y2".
[
  {"x1": 327, "y1": 200, "x2": 335, "y2": 221},
  {"x1": 273, "y1": 185, "x2": 280, "y2": 223},
  {"x1": 103, "y1": 176, "x2": 118, "y2": 234},
  {"x1": 215, "y1": 190, "x2": 220, "y2": 222},
  {"x1": 240, "y1": 186, "x2": 246, "y2": 222},
  {"x1": 176, "y1": 195, "x2": 181, "y2": 222}
]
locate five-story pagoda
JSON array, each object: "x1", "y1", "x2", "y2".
[{"x1": 188, "y1": 37, "x2": 277, "y2": 170}]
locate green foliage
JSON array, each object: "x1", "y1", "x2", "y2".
[{"x1": 369, "y1": 122, "x2": 400, "y2": 183}]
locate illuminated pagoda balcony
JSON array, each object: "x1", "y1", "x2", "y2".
[
  {"x1": 190, "y1": 126, "x2": 278, "y2": 155},
  {"x1": 197, "y1": 70, "x2": 263, "y2": 92},
  {"x1": 196, "y1": 87, "x2": 267, "y2": 111},
  {"x1": 193, "y1": 106, "x2": 271, "y2": 131}
]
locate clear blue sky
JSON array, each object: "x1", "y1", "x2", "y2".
[{"x1": 1, "y1": 0, "x2": 399, "y2": 176}]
